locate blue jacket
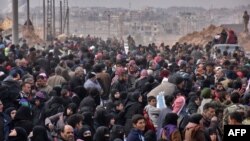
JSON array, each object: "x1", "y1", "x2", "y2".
[
  {"x1": 127, "y1": 128, "x2": 145, "y2": 141},
  {"x1": 0, "y1": 112, "x2": 11, "y2": 141}
]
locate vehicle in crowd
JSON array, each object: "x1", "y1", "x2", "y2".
[{"x1": 210, "y1": 44, "x2": 245, "y2": 60}]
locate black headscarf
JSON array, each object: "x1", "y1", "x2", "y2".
[
  {"x1": 14, "y1": 106, "x2": 32, "y2": 121},
  {"x1": 4, "y1": 107, "x2": 16, "y2": 118},
  {"x1": 110, "y1": 125, "x2": 125, "y2": 141},
  {"x1": 77, "y1": 125, "x2": 93, "y2": 141},
  {"x1": 30, "y1": 126, "x2": 50, "y2": 141},
  {"x1": 94, "y1": 107, "x2": 108, "y2": 128},
  {"x1": 8, "y1": 127, "x2": 28, "y2": 141},
  {"x1": 93, "y1": 126, "x2": 110, "y2": 141}
]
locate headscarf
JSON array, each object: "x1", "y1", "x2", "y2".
[
  {"x1": 77, "y1": 125, "x2": 93, "y2": 141},
  {"x1": 93, "y1": 126, "x2": 110, "y2": 141},
  {"x1": 8, "y1": 127, "x2": 28, "y2": 141},
  {"x1": 30, "y1": 126, "x2": 50, "y2": 141}
]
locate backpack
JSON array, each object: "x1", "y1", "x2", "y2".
[
  {"x1": 44, "y1": 97, "x2": 65, "y2": 118},
  {"x1": 177, "y1": 107, "x2": 190, "y2": 134}
]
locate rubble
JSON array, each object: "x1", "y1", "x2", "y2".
[
  {"x1": 0, "y1": 17, "x2": 12, "y2": 31},
  {"x1": 178, "y1": 25, "x2": 224, "y2": 46},
  {"x1": 21, "y1": 25, "x2": 45, "y2": 47},
  {"x1": 178, "y1": 24, "x2": 250, "y2": 50}
]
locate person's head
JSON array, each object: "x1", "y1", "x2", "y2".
[
  {"x1": 189, "y1": 95, "x2": 201, "y2": 106},
  {"x1": 164, "y1": 94, "x2": 175, "y2": 108},
  {"x1": 9, "y1": 127, "x2": 28, "y2": 141},
  {"x1": 215, "y1": 68, "x2": 224, "y2": 79},
  {"x1": 215, "y1": 82, "x2": 224, "y2": 91},
  {"x1": 201, "y1": 88, "x2": 212, "y2": 99},
  {"x1": 230, "y1": 92, "x2": 240, "y2": 104},
  {"x1": 205, "y1": 63, "x2": 214, "y2": 73},
  {"x1": 34, "y1": 91, "x2": 46, "y2": 106},
  {"x1": 64, "y1": 103, "x2": 77, "y2": 116},
  {"x1": 147, "y1": 96, "x2": 157, "y2": 107},
  {"x1": 31, "y1": 126, "x2": 50, "y2": 141},
  {"x1": 24, "y1": 77, "x2": 35, "y2": 86},
  {"x1": 61, "y1": 89, "x2": 70, "y2": 98},
  {"x1": 111, "y1": 89, "x2": 121, "y2": 101},
  {"x1": 189, "y1": 113, "x2": 203, "y2": 125},
  {"x1": 175, "y1": 76, "x2": 184, "y2": 89},
  {"x1": 132, "y1": 114, "x2": 146, "y2": 131},
  {"x1": 60, "y1": 125, "x2": 74, "y2": 141},
  {"x1": 55, "y1": 67, "x2": 63, "y2": 75},
  {"x1": 163, "y1": 113, "x2": 179, "y2": 127},
  {"x1": 110, "y1": 125, "x2": 125, "y2": 141},
  {"x1": 114, "y1": 100, "x2": 124, "y2": 111},
  {"x1": 228, "y1": 111, "x2": 243, "y2": 125},
  {"x1": 115, "y1": 67, "x2": 127, "y2": 82},
  {"x1": 203, "y1": 103, "x2": 216, "y2": 120},
  {"x1": 36, "y1": 74, "x2": 47, "y2": 87},
  {"x1": 94, "y1": 126, "x2": 110, "y2": 141},
  {"x1": 4, "y1": 107, "x2": 16, "y2": 120},
  {"x1": 78, "y1": 125, "x2": 92, "y2": 141},
  {"x1": 66, "y1": 114, "x2": 84, "y2": 130},
  {"x1": 74, "y1": 66, "x2": 85, "y2": 78},
  {"x1": 88, "y1": 72, "x2": 97, "y2": 80},
  {"x1": 22, "y1": 82, "x2": 31, "y2": 94},
  {"x1": 129, "y1": 91, "x2": 142, "y2": 103}
]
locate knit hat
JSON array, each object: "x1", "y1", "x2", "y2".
[
  {"x1": 189, "y1": 114, "x2": 203, "y2": 124},
  {"x1": 35, "y1": 91, "x2": 46, "y2": 100},
  {"x1": 201, "y1": 88, "x2": 211, "y2": 98}
]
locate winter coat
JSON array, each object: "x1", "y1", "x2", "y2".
[
  {"x1": 127, "y1": 128, "x2": 145, "y2": 141},
  {"x1": 0, "y1": 112, "x2": 11, "y2": 141}
]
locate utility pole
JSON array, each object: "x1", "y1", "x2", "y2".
[
  {"x1": 27, "y1": 0, "x2": 30, "y2": 30},
  {"x1": 60, "y1": 0, "x2": 63, "y2": 34},
  {"x1": 52, "y1": 0, "x2": 55, "y2": 36},
  {"x1": 108, "y1": 13, "x2": 111, "y2": 37},
  {"x1": 63, "y1": 0, "x2": 69, "y2": 35},
  {"x1": 67, "y1": 7, "x2": 69, "y2": 35},
  {"x1": 119, "y1": 13, "x2": 124, "y2": 39},
  {"x1": 12, "y1": 0, "x2": 19, "y2": 45},
  {"x1": 43, "y1": 0, "x2": 46, "y2": 40},
  {"x1": 47, "y1": 0, "x2": 53, "y2": 42}
]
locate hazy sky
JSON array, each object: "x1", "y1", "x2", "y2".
[{"x1": 2, "y1": 0, "x2": 250, "y2": 10}]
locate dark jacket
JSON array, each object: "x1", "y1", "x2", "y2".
[
  {"x1": 0, "y1": 112, "x2": 11, "y2": 141},
  {"x1": 127, "y1": 128, "x2": 145, "y2": 141},
  {"x1": 124, "y1": 93, "x2": 143, "y2": 135}
]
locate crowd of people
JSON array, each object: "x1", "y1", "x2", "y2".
[{"x1": 0, "y1": 32, "x2": 250, "y2": 141}]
